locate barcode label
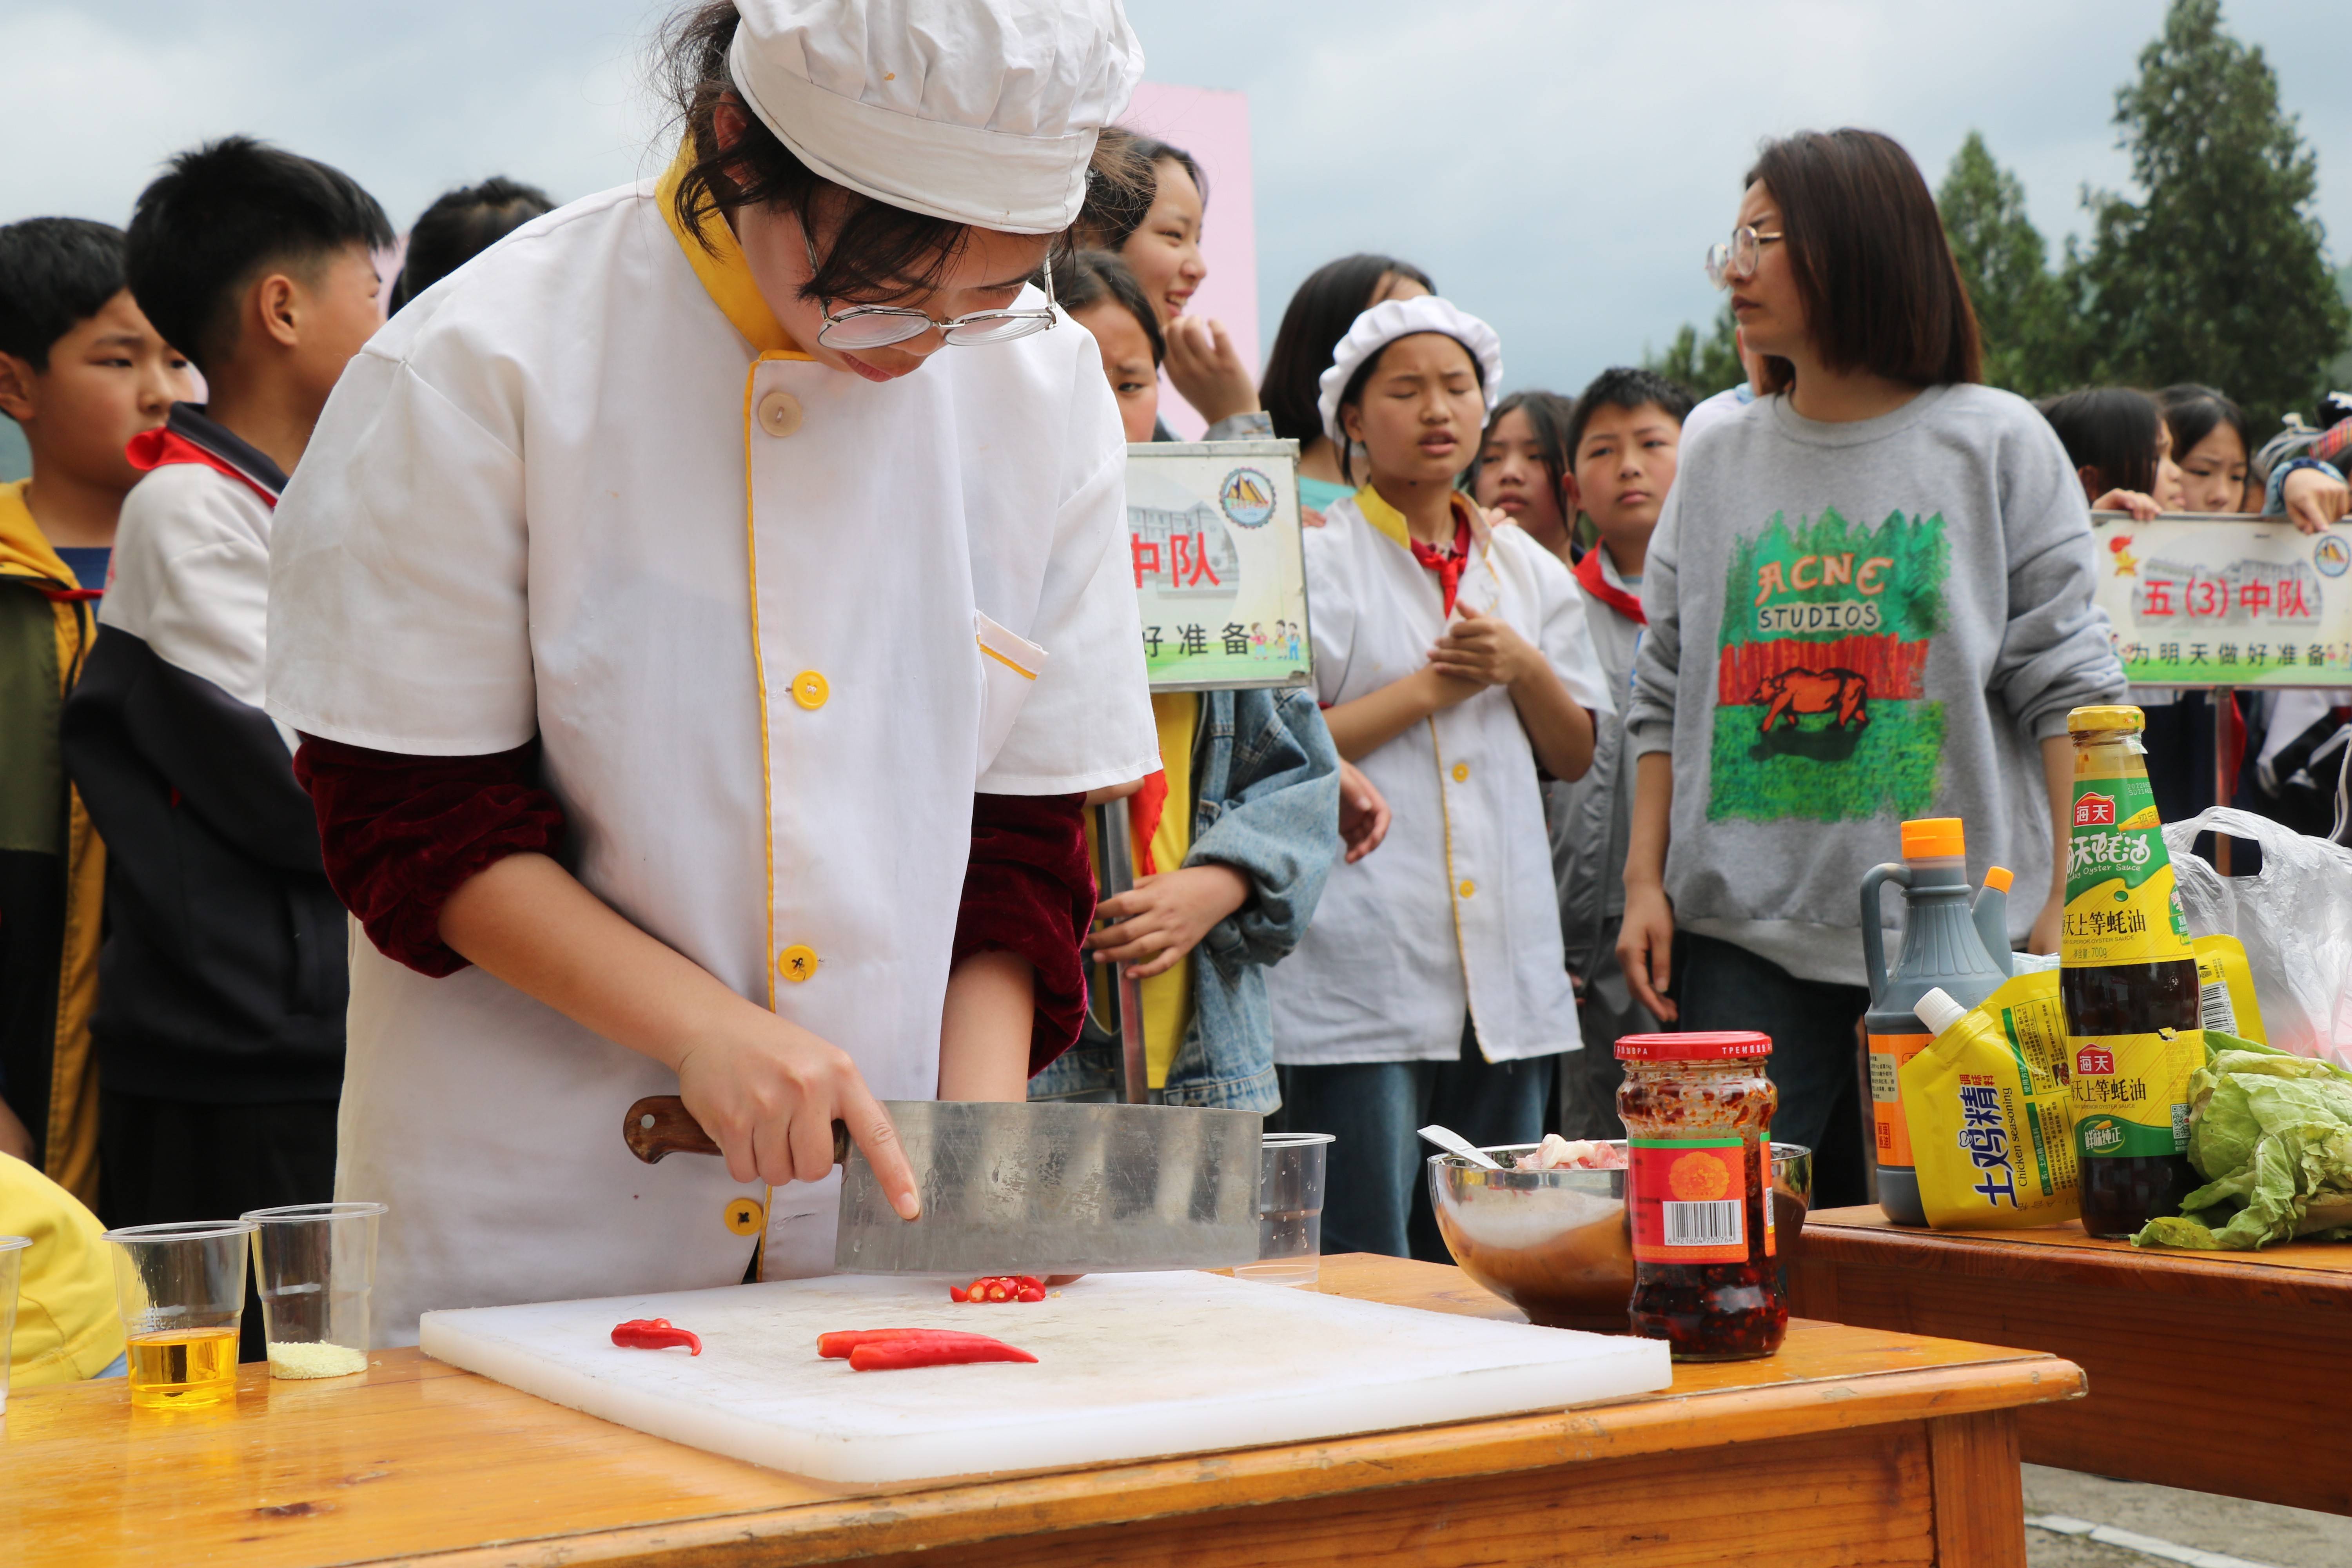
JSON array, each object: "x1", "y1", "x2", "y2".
[
  {"x1": 2200, "y1": 979, "x2": 2236, "y2": 1036},
  {"x1": 1662, "y1": 1199, "x2": 1744, "y2": 1248}
]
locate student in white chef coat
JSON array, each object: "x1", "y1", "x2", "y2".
[
  {"x1": 1265, "y1": 298, "x2": 1612, "y2": 1262},
  {"x1": 263, "y1": 0, "x2": 1160, "y2": 1343}
]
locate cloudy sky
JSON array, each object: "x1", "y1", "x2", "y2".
[{"x1": 5, "y1": 0, "x2": 2347, "y2": 397}]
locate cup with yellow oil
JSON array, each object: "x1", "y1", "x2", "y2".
[
  {"x1": 103, "y1": 1220, "x2": 257, "y2": 1410},
  {"x1": 241, "y1": 1201, "x2": 386, "y2": 1380}
]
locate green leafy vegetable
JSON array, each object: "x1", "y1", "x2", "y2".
[{"x1": 2134, "y1": 1033, "x2": 2352, "y2": 1250}]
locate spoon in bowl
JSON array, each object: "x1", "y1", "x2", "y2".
[{"x1": 1417, "y1": 1123, "x2": 1503, "y2": 1171}]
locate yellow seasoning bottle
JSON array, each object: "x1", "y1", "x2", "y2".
[{"x1": 2059, "y1": 705, "x2": 2203, "y2": 1238}]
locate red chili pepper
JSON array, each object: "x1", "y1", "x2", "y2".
[
  {"x1": 847, "y1": 1335, "x2": 1037, "y2": 1371},
  {"x1": 1015, "y1": 1285, "x2": 1045, "y2": 1303},
  {"x1": 817, "y1": 1328, "x2": 1014, "y2": 1360},
  {"x1": 612, "y1": 1318, "x2": 702, "y2": 1354},
  {"x1": 1014, "y1": 1276, "x2": 1043, "y2": 1292},
  {"x1": 948, "y1": 1285, "x2": 969, "y2": 1303}
]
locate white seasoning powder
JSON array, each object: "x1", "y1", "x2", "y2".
[{"x1": 268, "y1": 1341, "x2": 368, "y2": 1379}]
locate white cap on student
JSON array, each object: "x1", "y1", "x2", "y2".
[
  {"x1": 727, "y1": 0, "x2": 1145, "y2": 234},
  {"x1": 1318, "y1": 297, "x2": 1504, "y2": 445}
]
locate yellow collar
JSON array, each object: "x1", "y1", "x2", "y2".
[
  {"x1": 655, "y1": 142, "x2": 811, "y2": 359},
  {"x1": 1352, "y1": 483, "x2": 1478, "y2": 556},
  {"x1": 0, "y1": 479, "x2": 75, "y2": 584}
]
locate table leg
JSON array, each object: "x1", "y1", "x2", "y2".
[{"x1": 1929, "y1": 1410, "x2": 2025, "y2": 1567}]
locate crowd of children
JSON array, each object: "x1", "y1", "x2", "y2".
[{"x1": 7, "y1": 0, "x2": 2352, "y2": 1377}]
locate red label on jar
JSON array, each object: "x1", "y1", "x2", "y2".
[{"x1": 1629, "y1": 1137, "x2": 1759, "y2": 1265}]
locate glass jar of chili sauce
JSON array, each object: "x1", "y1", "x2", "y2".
[{"x1": 1615, "y1": 1031, "x2": 1786, "y2": 1361}]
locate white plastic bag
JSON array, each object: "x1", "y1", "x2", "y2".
[{"x1": 2166, "y1": 807, "x2": 2352, "y2": 1068}]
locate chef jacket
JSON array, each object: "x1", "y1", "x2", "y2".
[
  {"x1": 1265, "y1": 488, "x2": 1611, "y2": 1067},
  {"x1": 265, "y1": 159, "x2": 1158, "y2": 1344}
]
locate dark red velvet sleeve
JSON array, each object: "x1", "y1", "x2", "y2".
[
  {"x1": 292, "y1": 735, "x2": 566, "y2": 978},
  {"x1": 956, "y1": 793, "x2": 1095, "y2": 1076}
]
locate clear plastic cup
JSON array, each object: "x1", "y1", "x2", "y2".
[
  {"x1": 1235, "y1": 1132, "x2": 1333, "y2": 1287},
  {"x1": 0, "y1": 1235, "x2": 29, "y2": 1418},
  {"x1": 242, "y1": 1202, "x2": 386, "y2": 1379},
  {"x1": 104, "y1": 1220, "x2": 256, "y2": 1410}
]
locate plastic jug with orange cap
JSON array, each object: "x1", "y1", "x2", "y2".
[{"x1": 1860, "y1": 818, "x2": 2015, "y2": 1226}]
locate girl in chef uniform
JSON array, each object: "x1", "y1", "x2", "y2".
[
  {"x1": 264, "y1": 0, "x2": 1160, "y2": 1343},
  {"x1": 1265, "y1": 298, "x2": 1612, "y2": 1262}
]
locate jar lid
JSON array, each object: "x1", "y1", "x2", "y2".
[
  {"x1": 2067, "y1": 704, "x2": 2145, "y2": 735},
  {"x1": 1900, "y1": 817, "x2": 1964, "y2": 859},
  {"x1": 1615, "y1": 1031, "x2": 1772, "y2": 1061}
]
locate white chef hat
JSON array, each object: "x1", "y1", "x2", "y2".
[
  {"x1": 1317, "y1": 297, "x2": 1504, "y2": 445},
  {"x1": 728, "y1": 0, "x2": 1145, "y2": 234}
]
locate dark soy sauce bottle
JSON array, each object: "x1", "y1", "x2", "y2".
[{"x1": 2058, "y1": 706, "x2": 2202, "y2": 1239}]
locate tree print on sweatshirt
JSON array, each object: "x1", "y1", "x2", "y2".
[{"x1": 1709, "y1": 507, "x2": 1950, "y2": 822}]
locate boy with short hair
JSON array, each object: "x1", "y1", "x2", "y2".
[
  {"x1": 61, "y1": 138, "x2": 389, "y2": 1242},
  {"x1": 0, "y1": 217, "x2": 191, "y2": 1203},
  {"x1": 1549, "y1": 367, "x2": 1693, "y2": 1137}
]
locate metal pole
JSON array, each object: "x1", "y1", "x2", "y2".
[
  {"x1": 1096, "y1": 797, "x2": 1151, "y2": 1105},
  {"x1": 2212, "y1": 687, "x2": 2233, "y2": 877}
]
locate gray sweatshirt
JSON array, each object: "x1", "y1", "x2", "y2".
[{"x1": 1626, "y1": 384, "x2": 2128, "y2": 987}]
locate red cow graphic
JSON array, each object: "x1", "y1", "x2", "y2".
[{"x1": 1754, "y1": 667, "x2": 1870, "y2": 732}]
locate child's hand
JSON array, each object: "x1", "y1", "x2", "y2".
[
  {"x1": 1426, "y1": 604, "x2": 1541, "y2": 690},
  {"x1": 2089, "y1": 488, "x2": 2162, "y2": 521},
  {"x1": 1163, "y1": 316, "x2": 1261, "y2": 428},
  {"x1": 1617, "y1": 882, "x2": 1679, "y2": 1024},
  {"x1": 2282, "y1": 466, "x2": 2352, "y2": 535},
  {"x1": 1089, "y1": 864, "x2": 1252, "y2": 979},
  {"x1": 1336, "y1": 759, "x2": 1391, "y2": 863}
]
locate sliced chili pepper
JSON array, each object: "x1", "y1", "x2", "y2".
[
  {"x1": 817, "y1": 1328, "x2": 1013, "y2": 1360},
  {"x1": 848, "y1": 1335, "x2": 1037, "y2": 1371},
  {"x1": 948, "y1": 1285, "x2": 969, "y2": 1303},
  {"x1": 612, "y1": 1319, "x2": 702, "y2": 1354},
  {"x1": 1014, "y1": 1276, "x2": 1043, "y2": 1292},
  {"x1": 1015, "y1": 1285, "x2": 1045, "y2": 1303}
]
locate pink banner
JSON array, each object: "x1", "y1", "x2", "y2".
[{"x1": 1122, "y1": 82, "x2": 1258, "y2": 440}]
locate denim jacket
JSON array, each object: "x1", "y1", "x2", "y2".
[{"x1": 1030, "y1": 686, "x2": 1340, "y2": 1111}]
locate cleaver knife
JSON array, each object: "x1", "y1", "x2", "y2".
[{"x1": 625, "y1": 1097, "x2": 1263, "y2": 1275}]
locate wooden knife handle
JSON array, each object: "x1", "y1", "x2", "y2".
[{"x1": 624, "y1": 1097, "x2": 850, "y2": 1167}]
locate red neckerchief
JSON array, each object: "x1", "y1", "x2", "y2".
[
  {"x1": 1127, "y1": 769, "x2": 1170, "y2": 877},
  {"x1": 1410, "y1": 512, "x2": 1475, "y2": 616},
  {"x1": 125, "y1": 427, "x2": 279, "y2": 509},
  {"x1": 1574, "y1": 546, "x2": 1645, "y2": 625}
]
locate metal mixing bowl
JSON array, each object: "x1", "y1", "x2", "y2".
[{"x1": 1427, "y1": 1141, "x2": 1813, "y2": 1331}]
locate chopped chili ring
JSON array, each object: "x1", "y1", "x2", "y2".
[{"x1": 612, "y1": 1318, "x2": 702, "y2": 1354}]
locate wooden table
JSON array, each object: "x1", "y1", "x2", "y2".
[
  {"x1": 4, "y1": 1254, "x2": 2080, "y2": 1568},
  {"x1": 1791, "y1": 1205, "x2": 2352, "y2": 1514}
]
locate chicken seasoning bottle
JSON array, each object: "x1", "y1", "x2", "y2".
[{"x1": 1615, "y1": 1031, "x2": 1786, "y2": 1361}]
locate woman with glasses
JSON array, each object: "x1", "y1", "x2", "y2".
[
  {"x1": 1615, "y1": 128, "x2": 2124, "y2": 1210},
  {"x1": 260, "y1": 0, "x2": 1161, "y2": 1341}
]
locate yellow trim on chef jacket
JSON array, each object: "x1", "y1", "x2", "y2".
[
  {"x1": 1348, "y1": 483, "x2": 1491, "y2": 1056},
  {"x1": 656, "y1": 140, "x2": 821, "y2": 1280},
  {"x1": 655, "y1": 142, "x2": 812, "y2": 359},
  {"x1": 2, "y1": 1154, "x2": 125, "y2": 1388}
]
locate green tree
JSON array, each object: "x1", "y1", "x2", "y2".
[
  {"x1": 1644, "y1": 302, "x2": 1746, "y2": 399},
  {"x1": 2073, "y1": 0, "x2": 2348, "y2": 433},
  {"x1": 1937, "y1": 131, "x2": 2074, "y2": 397}
]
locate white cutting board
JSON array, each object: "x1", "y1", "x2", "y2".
[{"x1": 420, "y1": 1271, "x2": 1670, "y2": 1484}]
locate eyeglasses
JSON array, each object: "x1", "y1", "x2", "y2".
[
  {"x1": 804, "y1": 230, "x2": 1059, "y2": 351},
  {"x1": 1704, "y1": 225, "x2": 1785, "y2": 289}
]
